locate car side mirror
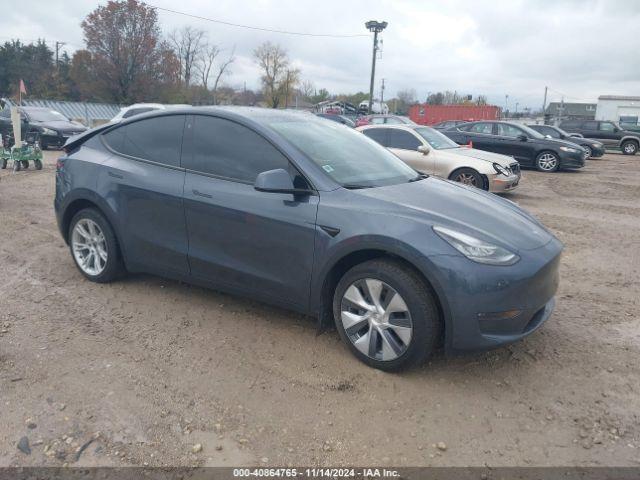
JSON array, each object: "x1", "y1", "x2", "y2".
[
  {"x1": 254, "y1": 168, "x2": 310, "y2": 195},
  {"x1": 417, "y1": 145, "x2": 430, "y2": 155},
  {"x1": 517, "y1": 134, "x2": 528, "y2": 141}
]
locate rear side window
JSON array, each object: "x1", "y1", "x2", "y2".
[
  {"x1": 362, "y1": 128, "x2": 388, "y2": 146},
  {"x1": 582, "y1": 121, "x2": 598, "y2": 130},
  {"x1": 183, "y1": 115, "x2": 290, "y2": 183},
  {"x1": 387, "y1": 129, "x2": 421, "y2": 150},
  {"x1": 103, "y1": 115, "x2": 185, "y2": 167}
]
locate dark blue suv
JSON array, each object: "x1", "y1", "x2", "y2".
[{"x1": 55, "y1": 107, "x2": 562, "y2": 371}]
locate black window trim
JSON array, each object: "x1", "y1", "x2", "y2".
[
  {"x1": 183, "y1": 113, "x2": 317, "y2": 193},
  {"x1": 100, "y1": 112, "x2": 187, "y2": 172}
]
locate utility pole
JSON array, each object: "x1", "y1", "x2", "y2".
[
  {"x1": 55, "y1": 41, "x2": 65, "y2": 68},
  {"x1": 542, "y1": 86, "x2": 548, "y2": 114},
  {"x1": 505, "y1": 94, "x2": 509, "y2": 119},
  {"x1": 515, "y1": 102, "x2": 519, "y2": 116},
  {"x1": 365, "y1": 20, "x2": 388, "y2": 115},
  {"x1": 380, "y1": 78, "x2": 385, "y2": 104}
]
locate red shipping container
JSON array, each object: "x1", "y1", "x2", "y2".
[{"x1": 409, "y1": 104, "x2": 501, "y2": 125}]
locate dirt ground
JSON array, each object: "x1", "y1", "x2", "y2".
[{"x1": 1, "y1": 150, "x2": 639, "y2": 468}]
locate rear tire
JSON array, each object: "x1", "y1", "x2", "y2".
[
  {"x1": 13, "y1": 160, "x2": 21, "y2": 172},
  {"x1": 21, "y1": 160, "x2": 29, "y2": 169},
  {"x1": 621, "y1": 140, "x2": 638, "y2": 155},
  {"x1": 34, "y1": 159, "x2": 43, "y2": 170},
  {"x1": 333, "y1": 259, "x2": 441, "y2": 371},
  {"x1": 1, "y1": 158, "x2": 6, "y2": 169},
  {"x1": 449, "y1": 167, "x2": 485, "y2": 189},
  {"x1": 68, "y1": 208, "x2": 124, "y2": 283},
  {"x1": 535, "y1": 151, "x2": 559, "y2": 172},
  {"x1": 583, "y1": 145, "x2": 592, "y2": 158}
]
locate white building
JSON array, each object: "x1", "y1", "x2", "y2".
[{"x1": 596, "y1": 95, "x2": 640, "y2": 125}]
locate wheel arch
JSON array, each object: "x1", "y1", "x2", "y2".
[
  {"x1": 60, "y1": 191, "x2": 125, "y2": 258},
  {"x1": 313, "y1": 241, "x2": 451, "y2": 347}
]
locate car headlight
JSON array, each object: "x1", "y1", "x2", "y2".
[
  {"x1": 41, "y1": 128, "x2": 57, "y2": 135},
  {"x1": 433, "y1": 226, "x2": 520, "y2": 265},
  {"x1": 559, "y1": 146, "x2": 578, "y2": 153},
  {"x1": 492, "y1": 163, "x2": 509, "y2": 176}
]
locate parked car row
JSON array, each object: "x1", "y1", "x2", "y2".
[
  {"x1": 56, "y1": 107, "x2": 562, "y2": 371},
  {"x1": 441, "y1": 121, "x2": 588, "y2": 172},
  {"x1": 557, "y1": 119, "x2": 640, "y2": 155},
  {"x1": 0, "y1": 105, "x2": 87, "y2": 149}
]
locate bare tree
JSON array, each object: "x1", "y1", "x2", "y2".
[
  {"x1": 211, "y1": 47, "x2": 235, "y2": 105},
  {"x1": 198, "y1": 43, "x2": 220, "y2": 90},
  {"x1": 169, "y1": 26, "x2": 206, "y2": 87},
  {"x1": 299, "y1": 79, "x2": 315, "y2": 100},
  {"x1": 253, "y1": 42, "x2": 290, "y2": 108}
]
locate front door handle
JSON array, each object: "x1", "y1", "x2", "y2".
[{"x1": 193, "y1": 189, "x2": 212, "y2": 199}]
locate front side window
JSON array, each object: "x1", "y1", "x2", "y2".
[
  {"x1": 387, "y1": 129, "x2": 422, "y2": 150},
  {"x1": 103, "y1": 115, "x2": 185, "y2": 167},
  {"x1": 183, "y1": 115, "x2": 290, "y2": 183},
  {"x1": 469, "y1": 123, "x2": 494, "y2": 134},
  {"x1": 599, "y1": 122, "x2": 615, "y2": 132},
  {"x1": 267, "y1": 116, "x2": 416, "y2": 188},
  {"x1": 497, "y1": 123, "x2": 524, "y2": 138}
]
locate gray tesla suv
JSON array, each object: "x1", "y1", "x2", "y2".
[{"x1": 55, "y1": 107, "x2": 562, "y2": 371}]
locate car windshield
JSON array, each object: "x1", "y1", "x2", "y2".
[
  {"x1": 517, "y1": 124, "x2": 545, "y2": 139},
  {"x1": 414, "y1": 127, "x2": 460, "y2": 149},
  {"x1": 26, "y1": 109, "x2": 69, "y2": 122},
  {"x1": 267, "y1": 117, "x2": 418, "y2": 188}
]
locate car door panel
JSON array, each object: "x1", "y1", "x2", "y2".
[
  {"x1": 181, "y1": 114, "x2": 318, "y2": 311},
  {"x1": 183, "y1": 174, "x2": 318, "y2": 310},
  {"x1": 98, "y1": 115, "x2": 190, "y2": 275},
  {"x1": 100, "y1": 155, "x2": 190, "y2": 275}
]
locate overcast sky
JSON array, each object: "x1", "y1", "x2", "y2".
[{"x1": 2, "y1": 0, "x2": 639, "y2": 109}]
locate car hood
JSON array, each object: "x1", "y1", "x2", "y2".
[
  {"x1": 357, "y1": 177, "x2": 553, "y2": 252},
  {"x1": 444, "y1": 147, "x2": 515, "y2": 167},
  {"x1": 32, "y1": 120, "x2": 87, "y2": 133}
]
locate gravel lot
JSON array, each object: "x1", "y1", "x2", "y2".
[{"x1": 1, "y1": 150, "x2": 639, "y2": 468}]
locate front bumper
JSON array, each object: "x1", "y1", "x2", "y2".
[
  {"x1": 588, "y1": 145, "x2": 605, "y2": 158},
  {"x1": 488, "y1": 173, "x2": 520, "y2": 193},
  {"x1": 426, "y1": 237, "x2": 563, "y2": 353},
  {"x1": 559, "y1": 150, "x2": 586, "y2": 169}
]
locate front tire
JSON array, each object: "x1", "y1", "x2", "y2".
[
  {"x1": 583, "y1": 145, "x2": 592, "y2": 158},
  {"x1": 13, "y1": 160, "x2": 21, "y2": 172},
  {"x1": 333, "y1": 259, "x2": 441, "y2": 371},
  {"x1": 34, "y1": 159, "x2": 43, "y2": 170},
  {"x1": 68, "y1": 208, "x2": 124, "y2": 283},
  {"x1": 621, "y1": 140, "x2": 638, "y2": 155},
  {"x1": 449, "y1": 167, "x2": 485, "y2": 189},
  {"x1": 535, "y1": 151, "x2": 559, "y2": 172}
]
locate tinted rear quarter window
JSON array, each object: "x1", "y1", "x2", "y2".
[
  {"x1": 583, "y1": 121, "x2": 598, "y2": 130},
  {"x1": 183, "y1": 115, "x2": 290, "y2": 183},
  {"x1": 103, "y1": 115, "x2": 185, "y2": 167}
]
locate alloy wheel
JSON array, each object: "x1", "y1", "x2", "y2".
[
  {"x1": 623, "y1": 142, "x2": 637, "y2": 154},
  {"x1": 537, "y1": 153, "x2": 558, "y2": 171},
  {"x1": 583, "y1": 146, "x2": 592, "y2": 158},
  {"x1": 71, "y1": 218, "x2": 108, "y2": 276},
  {"x1": 454, "y1": 172, "x2": 478, "y2": 186},
  {"x1": 340, "y1": 278, "x2": 413, "y2": 361}
]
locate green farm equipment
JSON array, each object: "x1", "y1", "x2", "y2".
[{"x1": 1, "y1": 131, "x2": 43, "y2": 172}]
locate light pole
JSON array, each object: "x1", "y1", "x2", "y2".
[{"x1": 365, "y1": 20, "x2": 388, "y2": 115}]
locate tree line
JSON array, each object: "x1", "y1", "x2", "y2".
[{"x1": 0, "y1": 0, "x2": 489, "y2": 113}]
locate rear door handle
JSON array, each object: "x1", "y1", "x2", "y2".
[
  {"x1": 108, "y1": 171, "x2": 123, "y2": 179},
  {"x1": 192, "y1": 189, "x2": 212, "y2": 199}
]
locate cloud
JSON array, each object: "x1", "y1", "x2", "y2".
[{"x1": 2, "y1": 0, "x2": 639, "y2": 108}]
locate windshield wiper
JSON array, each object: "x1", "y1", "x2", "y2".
[
  {"x1": 342, "y1": 184, "x2": 373, "y2": 190},
  {"x1": 408, "y1": 173, "x2": 429, "y2": 182}
]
